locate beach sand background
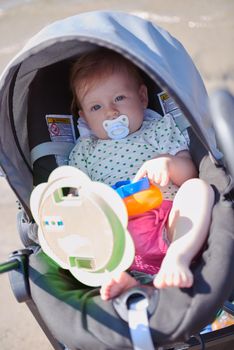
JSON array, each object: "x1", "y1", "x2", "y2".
[{"x1": 0, "y1": 1, "x2": 233, "y2": 349}]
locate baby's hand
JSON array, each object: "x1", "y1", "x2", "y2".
[{"x1": 134, "y1": 156, "x2": 172, "y2": 186}]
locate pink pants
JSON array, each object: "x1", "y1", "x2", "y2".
[{"x1": 127, "y1": 200, "x2": 173, "y2": 275}]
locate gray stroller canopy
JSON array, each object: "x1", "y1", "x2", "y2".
[{"x1": 0, "y1": 10, "x2": 221, "y2": 211}]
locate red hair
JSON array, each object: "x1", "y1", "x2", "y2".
[{"x1": 70, "y1": 47, "x2": 144, "y2": 117}]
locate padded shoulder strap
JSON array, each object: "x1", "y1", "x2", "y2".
[
  {"x1": 173, "y1": 111, "x2": 190, "y2": 132},
  {"x1": 31, "y1": 142, "x2": 74, "y2": 165}
]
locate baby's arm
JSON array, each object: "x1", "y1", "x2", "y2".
[
  {"x1": 163, "y1": 150, "x2": 197, "y2": 186},
  {"x1": 134, "y1": 150, "x2": 197, "y2": 186}
]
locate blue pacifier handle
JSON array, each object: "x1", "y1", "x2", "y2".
[{"x1": 112, "y1": 177, "x2": 150, "y2": 198}]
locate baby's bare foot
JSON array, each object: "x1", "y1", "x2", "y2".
[
  {"x1": 153, "y1": 247, "x2": 193, "y2": 289},
  {"x1": 100, "y1": 271, "x2": 139, "y2": 300}
]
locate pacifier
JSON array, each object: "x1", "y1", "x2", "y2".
[{"x1": 103, "y1": 115, "x2": 129, "y2": 140}]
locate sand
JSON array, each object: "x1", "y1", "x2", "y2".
[{"x1": 0, "y1": 0, "x2": 233, "y2": 349}]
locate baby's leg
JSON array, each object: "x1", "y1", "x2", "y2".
[
  {"x1": 154, "y1": 178, "x2": 214, "y2": 289},
  {"x1": 100, "y1": 272, "x2": 139, "y2": 300}
]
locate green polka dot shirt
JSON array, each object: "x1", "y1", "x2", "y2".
[{"x1": 69, "y1": 114, "x2": 188, "y2": 200}]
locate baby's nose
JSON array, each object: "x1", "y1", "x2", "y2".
[{"x1": 106, "y1": 106, "x2": 119, "y2": 119}]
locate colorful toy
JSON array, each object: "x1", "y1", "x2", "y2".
[{"x1": 112, "y1": 177, "x2": 163, "y2": 216}]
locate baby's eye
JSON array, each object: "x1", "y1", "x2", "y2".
[
  {"x1": 115, "y1": 95, "x2": 125, "y2": 102},
  {"x1": 91, "y1": 104, "x2": 101, "y2": 111}
]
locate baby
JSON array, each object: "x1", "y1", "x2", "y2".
[{"x1": 69, "y1": 47, "x2": 214, "y2": 300}]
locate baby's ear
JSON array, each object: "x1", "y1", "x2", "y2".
[
  {"x1": 78, "y1": 110, "x2": 85, "y2": 119},
  {"x1": 139, "y1": 84, "x2": 148, "y2": 108}
]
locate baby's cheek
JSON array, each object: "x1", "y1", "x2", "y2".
[{"x1": 97, "y1": 129, "x2": 109, "y2": 140}]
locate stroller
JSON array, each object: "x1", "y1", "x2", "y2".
[{"x1": 0, "y1": 10, "x2": 234, "y2": 350}]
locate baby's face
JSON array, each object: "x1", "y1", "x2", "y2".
[{"x1": 76, "y1": 70, "x2": 148, "y2": 139}]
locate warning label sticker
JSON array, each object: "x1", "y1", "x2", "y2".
[
  {"x1": 46, "y1": 114, "x2": 77, "y2": 166},
  {"x1": 46, "y1": 115, "x2": 76, "y2": 143}
]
